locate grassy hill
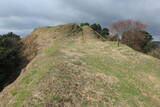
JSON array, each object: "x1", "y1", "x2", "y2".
[{"x1": 0, "y1": 24, "x2": 160, "y2": 107}]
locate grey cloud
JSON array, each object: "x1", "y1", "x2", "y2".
[{"x1": 0, "y1": 0, "x2": 160, "y2": 40}]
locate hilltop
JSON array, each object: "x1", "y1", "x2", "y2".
[{"x1": 0, "y1": 23, "x2": 160, "y2": 107}]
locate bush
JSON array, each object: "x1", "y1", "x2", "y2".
[
  {"x1": 148, "y1": 48, "x2": 160, "y2": 59},
  {"x1": 105, "y1": 35, "x2": 118, "y2": 41},
  {"x1": 122, "y1": 31, "x2": 153, "y2": 52},
  {"x1": 144, "y1": 41, "x2": 159, "y2": 52}
]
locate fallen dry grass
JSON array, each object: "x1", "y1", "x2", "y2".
[{"x1": 24, "y1": 61, "x2": 119, "y2": 107}]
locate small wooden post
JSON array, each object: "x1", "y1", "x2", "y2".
[{"x1": 117, "y1": 39, "x2": 120, "y2": 47}]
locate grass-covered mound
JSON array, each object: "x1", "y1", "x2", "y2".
[{"x1": 0, "y1": 24, "x2": 160, "y2": 107}]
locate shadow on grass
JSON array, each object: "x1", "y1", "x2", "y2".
[{"x1": 0, "y1": 58, "x2": 29, "y2": 92}]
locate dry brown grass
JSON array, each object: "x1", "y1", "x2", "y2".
[
  {"x1": 21, "y1": 34, "x2": 38, "y2": 64},
  {"x1": 23, "y1": 62, "x2": 118, "y2": 107},
  {"x1": 1, "y1": 23, "x2": 160, "y2": 107}
]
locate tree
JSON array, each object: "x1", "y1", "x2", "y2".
[
  {"x1": 79, "y1": 23, "x2": 110, "y2": 39},
  {"x1": 90, "y1": 24, "x2": 109, "y2": 39},
  {"x1": 141, "y1": 31, "x2": 153, "y2": 41},
  {"x1": 101, "y1": 28, "x2": 109, "y2": 37},
  {"x1": 122, "y1": 31, "x2": 153, "y2": 52},
  {"x1": 90, "y1": 24, "x2": 102, "y2": 34},
  {"x1": 109, "y1": 19, "x2": 147, "y2": 46},
  {"x1": 0, "y1": 32, "x2": 21, "y2": 89},
  {"x1": 80, "y1": 23, "x2": 90, "y2": 27}
]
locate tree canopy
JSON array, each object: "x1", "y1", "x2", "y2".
[{"x1": 109, "y1": 19, "x2": 147, "y2": 37}]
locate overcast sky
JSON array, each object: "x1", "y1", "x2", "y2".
[{"x1": 0, "y1": 0, "x2": 160, "y2": 40}]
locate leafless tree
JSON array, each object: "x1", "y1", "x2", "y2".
[{"x1": 109, "y1": 19, "x2": 147, "y2": 46}]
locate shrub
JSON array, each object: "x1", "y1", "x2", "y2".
[
  {"x1": 148, "y1": 48, "x2": 160, "y2": 59},
  {"x1": 144, "y1": 41, "x2": 159, "y2": 52},
  {"x1": 105, "y1": 35, "x2": 119, "y2": 41},
  {"x1": 122, "y1": 31, "x2": 153, "y2": 52}
]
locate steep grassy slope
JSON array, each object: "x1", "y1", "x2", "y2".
[{"x1": 0, "y1": 24, "x2": 160, "y2": 107}]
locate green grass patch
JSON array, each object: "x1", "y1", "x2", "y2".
[
  {"x1": 21, "y1": 70, "x2": 38, "y2": 84},
  {"x1": 13, "y1": 91, "x2": 31, "y2": 107}
]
